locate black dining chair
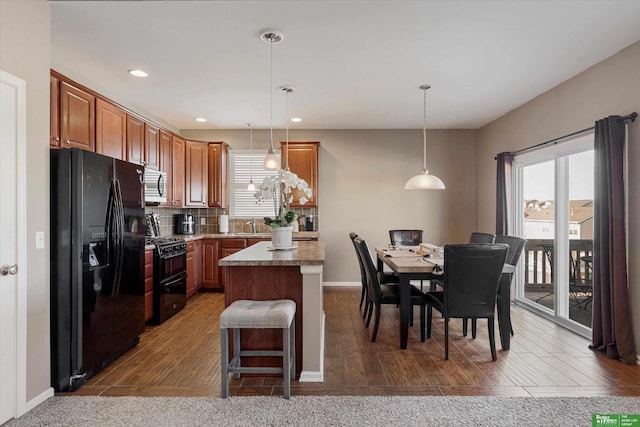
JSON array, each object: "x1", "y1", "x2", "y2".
[
  {"x1": 350, "y1": 232, "x2": 398, "y2": 321},
  {"x1": 467, "y1": 235, "x2": 526, "y2": 343},
  {"x1": 354, "y1": 236, "x2": 427, "y2": 342},
  {"x1": 389, "y1": 229, "x2": 423, "y2": 247},
  {"x1": 424, "y1": 243, "x2": 508, "y2": 360},
  {"x1": 494, "y1": 235, "x2": 526, "y2": 339},
  {"x1": 462, "y1": 231, "x2": 497, "y2": 336},
  {"x1": 469, "y1": 232, "x2": 496, "y2": 244}
]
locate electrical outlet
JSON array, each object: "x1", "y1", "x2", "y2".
[
  {"x1": 35, "y1": 231, "x2": 45, "y2": 249},
  {"x1": 200, "y1": 217, "x2": 206, "y2": 225}
]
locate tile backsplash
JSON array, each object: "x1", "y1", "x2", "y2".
[{"x1": 145, "y1": 206, "x2": 318, "y2": 236}]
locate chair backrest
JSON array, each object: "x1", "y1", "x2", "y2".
[
  {"x1": 389, "y1": 229, "x2": 423, "y2": 247},
  {"x1": 443, "y1": 243, "x2": 508, "y2": 319},
  {"x1": 353, "y1": 237, "x2": 381, "y2": 304},
  {"x1": 468, "y1": 232, "x2": 496, "y2": 244},
  {"x1": 494, "y1": 235, "x2": 526, "y2": 266},
  {"x1": 349, "y1": 233, "x2": 366, "y2": 288}
]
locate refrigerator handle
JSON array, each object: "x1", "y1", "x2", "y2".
[
  {"x1": 105, "y1": 180, "x2": 116, "y2": 266},
  {"x1": 112, "y1": 179, "x2": 125, "y2": 297}
]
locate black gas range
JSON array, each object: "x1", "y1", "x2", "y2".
[{"x1": 147, "y1": 237, "x2": 187, "y2": 324}]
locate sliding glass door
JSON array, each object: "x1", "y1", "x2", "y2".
[{"x1": 513, "y1": 131, "x2": 594, "y2": 336}]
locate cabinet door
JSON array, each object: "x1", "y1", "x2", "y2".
[
  {"x1": 96, "y1": 99, "x2": 127, "y2": 160},
  {"x1": 193, "y1": 240, "x2": 202, "y2": 288},
  {"x1": 172, "y1": 136, "x2": 185, "y2": 207},
  {"x1": 208, "y1": 142, "x2": 228, "y2": 208},
  {"x1": 159, "y1": 130, "x2": 173, "y2": 206},
  {"x1": 144, "y1": 249, "x2": 154, "y2": 322},
  {"x1": 219, "y1": 247, "x2": 244, "y2": 290},
  {"x1": 60, "y1": 81, "x2": 95, "y2": 151},
  {"x1": 186, "y1": 250, "x2": 195, "y2": 298},
  {"x1": 145, "y1": 122, "x2": 160, "y2": 171},
  {"x1": 50, "y1": 75, "x2": 60, "y2": 148},
  {"x1": 127, "y1": 115, "x2": 145, "y2": 165},
  {"x1": 201, "y1": 239, "x2": 220, "y2": 289},
  {"x1": 185, "y1": 140, "x2": 208, "y2": 207},
  {"x1": 280, "y1": 142, "x2": 319, "y2": 207}
]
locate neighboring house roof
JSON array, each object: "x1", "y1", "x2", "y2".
[{"x1": 524, "y1": 199, "x2": 593, "y2": 224}]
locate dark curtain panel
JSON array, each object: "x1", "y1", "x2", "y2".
[
  {"x1": 590, "y1": 116, "x2": 637, "y2": 364},
  {"x1": 495, "y1": 152, "x2": 513, "y2": 235}
]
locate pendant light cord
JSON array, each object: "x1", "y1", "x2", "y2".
[
  {"x1": 422, "y1": 86, "x2": 427, "y2": 172},
  {"x1": 249, "y1": 125, "x2": 253, "y2": 180},
  {"x1": 269, "y1": 38, "x2": 274, "y2": 153},
  {"x1": 285, "y1": 89, "x2": 289, "y2": 170}
]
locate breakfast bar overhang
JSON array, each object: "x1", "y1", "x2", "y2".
[{"x1": 218, "y1": 240, "x2": 325, "y2": 382}]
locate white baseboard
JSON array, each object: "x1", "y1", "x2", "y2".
[
  {"x1": 322, "y1": 282, "x2": 359, "y2": 287},
  {"x1": 20, "y1": 387, "x2": 53, "y2": 417}
]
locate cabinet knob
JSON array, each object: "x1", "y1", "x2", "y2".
[
  {"x1": 64, "y1": 139, "x2": 70, "y2": 144},
  {"x1": 54, "y1": 136, "x2": 60, "y2": 141}
]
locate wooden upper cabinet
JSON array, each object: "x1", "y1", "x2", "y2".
[
  {"x1": 185, "y1": 140, "x2": 208, "y2": 207},
  {"x1": 95, "y1": 99, "x2": 127, "y2": 160},
  {"x1": 280, "y1": 141, "x2": 319, "y2": 207},
  {"x1": 60, "y1": 81, "x2": 95, "y2": 151},
  {"x1": 207, "y1": 142, "x2": 228, "y2": 208},
  {"x1": 50, "y1": 75, "x2": 60, "y2": 148},
  {"x1": 145, "y1": 123, "x2": 160, "y2": 171},
  {"x1": 126, "y1": 115, "x2": 145, "y2": 165},
  {"x1": 172, "y1": 136, "x2": 185, "y2": 207},
  {"x1": 159, "y1": 130, "x2": 174, "y2": 206}
]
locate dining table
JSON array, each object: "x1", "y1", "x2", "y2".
[{"x1": 374, "y1": 246, "x2": 515, "y2": 350}]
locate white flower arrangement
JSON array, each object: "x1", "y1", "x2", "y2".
[{"x1": 254, "y1": 169, "x2": 312, "y2": 228}]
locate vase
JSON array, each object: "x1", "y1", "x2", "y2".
[{"x1": 271, "y1": 226, "x2": 293, "y2": 248}]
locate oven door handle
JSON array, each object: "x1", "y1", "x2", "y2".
[{"x1": 159, "y1": 271, "x2": 187, "y2": 288}]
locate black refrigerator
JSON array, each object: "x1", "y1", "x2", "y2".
[{"x1": 50, "y1": 148, "x2": 146, "y2": 392}]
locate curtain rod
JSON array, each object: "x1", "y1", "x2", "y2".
[{"x1": 499, "y1": 112, "x2": 638, "y2": 159}]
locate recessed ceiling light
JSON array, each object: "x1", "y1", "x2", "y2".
[
  {"x1": 291, "y1": 117, "x2": 302, "y2": 122},
  {"x1": 128, "y1": 69, "x2": 148, "y2": 78},
  {"x1": 195, "y1": 117, "x2": 207, "y2": 122}
]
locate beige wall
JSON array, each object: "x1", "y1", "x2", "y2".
[
  {"x1": 0, "y1": 0, "x2": 52, "y2": 401},
  {"x1": 476, "y1": 41, "x2": 640, "y2": 356},
  {"x1": 182, "y1": 128, "x2": 479, "y2": 282}
]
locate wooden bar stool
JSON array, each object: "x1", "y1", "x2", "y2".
[{"x1": 220, "y1": 299, "x2": 296, "y2": 399}]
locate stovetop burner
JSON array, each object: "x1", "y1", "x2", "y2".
[{"x1": 147, "y1": 237, "x2": 187, "y2": 257}]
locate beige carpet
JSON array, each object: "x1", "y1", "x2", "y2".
[{"x1": 5, "y1": 395, "x2": 640, "y2": 426}]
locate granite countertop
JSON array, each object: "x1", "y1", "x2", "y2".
[
  {"x1": 218, "y1": 241, "x2": 325, "y2": 266},
  {"x1": 145, "y1": 231, "x2": 320, "y2": 250},
  {"x1": 182, "y1": 231, "x2": 319, "y2": 241}
]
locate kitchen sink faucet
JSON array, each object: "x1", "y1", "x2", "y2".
[{"x1": 246, "y1": 219, "x2": 256, "y2": 234}]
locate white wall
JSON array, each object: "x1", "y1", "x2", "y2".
[
  {"x1": 0, "y1": 0, "x2": 52, "y2": 402},
  {"x1": 476, "y1": 41, "x2": 640, "y2": 356},
  {"x1": 182, "y1": 128, "x2": 479, "y2": 282}
]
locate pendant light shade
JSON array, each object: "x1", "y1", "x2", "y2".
[
  {"x1": 404, "y1": 84, "x2": 445, "y2": 190},
  {"x1": 247, "y1": 123, "x2": 256, "y2": 191},
  {"x1": 261, "y1": 29, "x2": 283, "y2": 170}
]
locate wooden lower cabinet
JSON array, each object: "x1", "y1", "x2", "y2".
[
  {"x1": 144, "y1": 249, "x2": 154, "y2": 322},
  {"x1": 186, "y1": 240, "x2": 202, "y2": 298},
  {"x1": 219, "y1": 239, "x2": 246, "y2": 290},
  {"x1": 201, "y1": 239, "x2": 220, "y2": 290}
]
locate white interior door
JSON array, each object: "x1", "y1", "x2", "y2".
[{"x1": 0, "y1": 70, "x2": 26, "y2": 424}]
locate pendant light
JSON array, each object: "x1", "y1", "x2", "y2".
[
  {"x1": 404, "y1": 84, "x2": 445, "y2": 190},
  {"x1": 279, "y1": 85, "x2": 295, "y2": 171},
  {"x1": 247, "y1": 123, "x2": 256, "y2": 191},
  {"x1": 261, "y1": 29, "x2": 283, "y2": 170}
]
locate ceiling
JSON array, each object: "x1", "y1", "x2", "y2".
[{"x1": 50, "y1": 1, "x2": 640, "y2": 131}]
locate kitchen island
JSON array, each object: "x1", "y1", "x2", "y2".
[{"x1": 218, "y1": 240, "x2": 325, "y2": 382}]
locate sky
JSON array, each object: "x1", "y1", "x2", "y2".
[{"x1": 523, "y1": 149, "x2": 594, "y2": 201}]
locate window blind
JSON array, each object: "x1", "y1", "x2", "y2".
[{"x1": 229, "y1": 151, "x2": 281, "y2": 218}]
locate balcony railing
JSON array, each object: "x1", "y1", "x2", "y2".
[{"x1": 523, "y1": 239, "x2": 593, "y2": 287}]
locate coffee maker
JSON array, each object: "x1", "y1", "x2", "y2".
[{"x1": 174, "y1": 214, "x2": 195, "y2": 234}]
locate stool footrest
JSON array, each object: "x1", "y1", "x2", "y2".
[
  {"x1": 228, "y1": 366, "x2": 283, "y2": 374},
  {"x1": 238, "y1": 350, "x2": 283, "y2": 357}
]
